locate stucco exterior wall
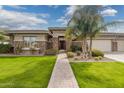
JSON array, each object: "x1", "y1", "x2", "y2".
[
  {"x1": 7, "y1": 29, "x2": 124, "y2": 53},
  {"x1": 14, "y1": 33, "x2": 47, "y2": 41}
]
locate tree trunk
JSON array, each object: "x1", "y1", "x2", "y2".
[
  {"x1": 81, "y1": 40, "x2": 85, "y2": 59},
  {"x1": 66, "y1": 39, "x2": 72, "y2": 51},
  {"x1": 89, "y1": 36, "x2": 93, "y2": 58},
  {"x1": 82, "y1": 38, "x2": 88, "y2": 59}
]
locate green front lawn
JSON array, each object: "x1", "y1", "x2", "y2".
[
  {"x1": 0, "y1": 56, "x2": 56, "y2": 88},
  {"x1": 71, "y1": 62, "x2": 124, "y2": 88}
]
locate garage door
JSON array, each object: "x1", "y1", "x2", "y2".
[{"x1": 88, "y1": 40, "x2": 111, "y2": 52}]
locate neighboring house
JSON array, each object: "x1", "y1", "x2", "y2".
[{"x1": 5, "y1": 27, "x2": 124, "y2": 55}]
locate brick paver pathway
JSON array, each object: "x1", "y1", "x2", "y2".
[{"x1": 48, "y1": 53, "x2": 79, "y2": 88}]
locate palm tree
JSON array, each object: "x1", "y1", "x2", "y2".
[
  {"x1": 66, "y1": 6, "x2": 91, "y2": 58},
  {"x1": 66, "y1": 5, "x2": 124, "y2": 58},
  {"x1": 85, "y1": 6, "x2": 105, "y2": 58},
  {"x1": 83, "y1": 6, "x2": 121, "y2": 58},
  {"x1": 65, "y1": 27, "x2": 73, "y2": 51},
  {"x1": 0, "y1": 30, "x2": 9, "y2": 42}
]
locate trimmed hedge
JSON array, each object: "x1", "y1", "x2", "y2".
[
  {"x1": 0, "y1": 44, "x2": 12, "y2": 53},
  {"x1": 92, "y1": 49, "x2": 104, "y2": 57},
  {"x1": 67, "y1": 52, "x2": 75, "y2": 58}
]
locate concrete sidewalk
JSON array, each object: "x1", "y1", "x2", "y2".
[{"x1": 48, "y1": 53, "x2": 79, "y2": 88}]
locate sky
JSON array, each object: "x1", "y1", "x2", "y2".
[{"x1": 0, "y1": 5, "x2": 124, "y2": 32}]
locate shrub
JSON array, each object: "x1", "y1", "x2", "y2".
[
  {"x1": 0, "y1": 44, "x2": 12, "y2": 53},
  {"x1": 76, "y1": 51, "x2": 81, "y2": 56},
  {"x1": 94, "y1": 57, "x2": 99, "y2": 61},
  {"x1": 45, "y1": 49, "x2": 58, "y2": 55},
  {"x1": 67, "y1": 52, "x2": 74, "y2": 58},
  {"x1": 98, "y1": 56, "x2": 103, "y2": 60},
  {"x1": 92, "y1": 49, "x2": 104, "y2": 57},
  {"x1": 16, "y1": 47, "x2": 22, "y2": 54},
  {"x1": 71, "y1": 45, "x2": 82, "y2": 52}
]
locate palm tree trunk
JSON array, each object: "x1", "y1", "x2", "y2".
[
  {"x1": 67, "y1": 39, "x2": 72, "y2": 51},
  {"x1": 82, "y1": 38, "x2": 88, "y2": 59},
  {"x1": 85, "y1": 38, "x2": 89, "y2": 59},
  {"x1": 89, "y1": 36, "x2": 92, "y2": 58},
  {"x1": 81, "y1": 40, "x2": 83, "y2": 56},
  {"x1": 84, "y1": 39, "x2": 86, "y2": 58}
]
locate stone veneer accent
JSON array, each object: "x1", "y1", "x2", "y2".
[
  {"x1": 38, "y1": 41, "x2": 47, "y2": 55},
  {"x1": 13, "y1": 41, "x2": 47, "y2": 55},
  {"x1": 52, "y1": 37, "x2": 59, "y2": 50}
]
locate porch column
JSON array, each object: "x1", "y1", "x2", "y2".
[
  {"x1": 10, "y1": 35, "x2": 14, "y2": 45},
  {"x1": 52, "y1": 37, "x2": 59, "y2": 50},
  {"x1": 38, "y1": 41, "x2": 47, "y2": 55},
  {"x1": 13, "y1": 41, "x2": 16, "y2": 54},
  {"x1": 42, "y1": 41, "x2": 47, "y2": 55}
]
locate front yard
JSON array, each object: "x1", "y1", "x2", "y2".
[
  {"x1": 71, "y1": 62, "x2": 124, "y2": 88},
  {"x1": 0, "y1": 56, "x2": 56, "y2": 88}
]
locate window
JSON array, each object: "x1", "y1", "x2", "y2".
[{"x1": 23, "y1": 36, "x2": 37, "y2": 47}]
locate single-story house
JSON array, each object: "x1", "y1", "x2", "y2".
[{"x1": 5, "y1": 27, "x2": 124, "y2": 55}]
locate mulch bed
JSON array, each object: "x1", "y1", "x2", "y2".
[{"x1": 69, "y1": 56, "x2": 116, "y2": 62}]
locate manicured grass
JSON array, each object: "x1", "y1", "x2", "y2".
[
  {"x1": 0, "y1": 56, "x2": 56, "y2": 88},
  {"x1": 71, "y1": 62, "x2": 124, "y2": 88}
]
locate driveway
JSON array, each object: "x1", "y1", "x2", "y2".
[{"x1": 105, "y1": 52, "x2": 124, "y2": 62}]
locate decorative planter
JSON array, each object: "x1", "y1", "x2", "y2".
[
  {"x1": 22, "y1": 48, "x2": 40, "y2": 55},
  {"x1": 22, "y1": 48, "x2": 31, "y2": 55},
  {"x1": 31, "y1": 48, "x2": 40, "y2": 55}
]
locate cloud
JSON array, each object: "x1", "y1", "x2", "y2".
[
  {"x1": 8, "y1": 5, "x2": 26, "y2": 10},
  {"x1": 65, "y1": 6, "x2": 77, "y2": 16},
  {"x1": 48, "y1": 5, "x2": 59, "y2": 8},
  {"x1": 56, "y1": 5, "x2": 79, "y2": 26},
  {"x1": 0, "y1": 5, "x2": 26, "y2": 10},
  {"x1": 56, "y1": 6, "x2": 76, "y2": 26},
  {"x1": 65, "y1": 5, "x2": 84, "y2": 16},
  {"x1": 0, "y1": 6, "x2": 3, "y2": 10},
  {"x1": 56, "y1": 16, "x2": 68, "y2": 25},
  {"x1": 115, "y1": 19, "x2": 124, "y2": 22},
  {"x1": 101, "y1": 8, "x2": 118, "y2": 16},
  {"x1": 0, "y1": 9, "x2": 48, "y2": 30},
  {"x1": 35, "y1": 13, "x2": 50, "y2": 18},
  {"x1": 66, "y1": 5, "x2": 117, "y2": 17}
]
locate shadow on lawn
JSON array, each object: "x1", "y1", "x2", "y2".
[{"x1": 0, "y1": 57, "x2": 20, "y2": 58}]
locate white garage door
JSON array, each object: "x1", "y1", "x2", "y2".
[
  {"x1": 88, "y1": 40, "x2": 111, "y2": 52},
  {"x1": 117, "y1": 40, "x2": 124, "y2": 51}
]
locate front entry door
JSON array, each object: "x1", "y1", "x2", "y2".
[{"x1": 59, "y1": 41, "x2": 66, "y2": 50}]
